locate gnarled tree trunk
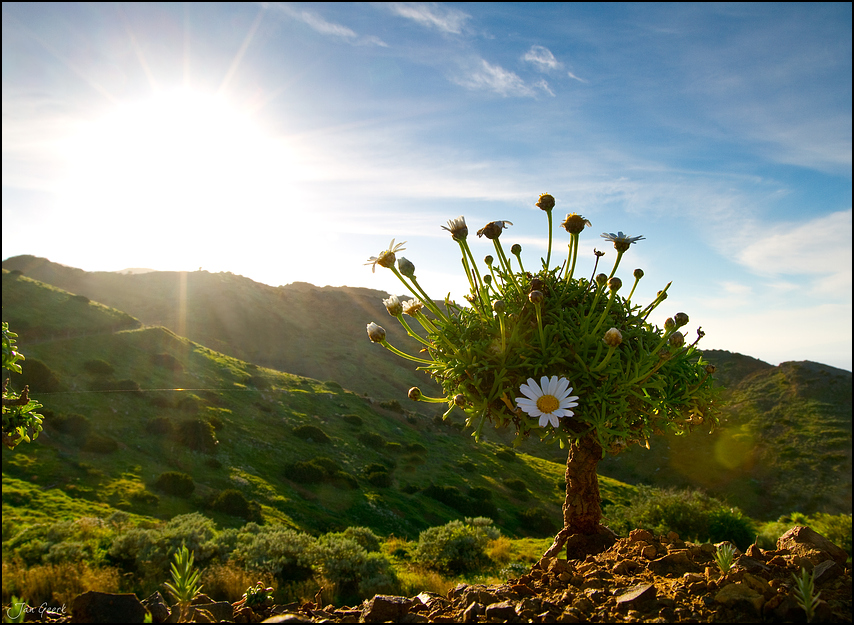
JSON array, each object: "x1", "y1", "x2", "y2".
[{"x1": 543, "y1": 433, "x2": 616, "y2": 560}]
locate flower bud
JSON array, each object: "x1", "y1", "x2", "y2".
[
  {"x1": 511, "y1": 243, "x2": 522, "y2": 255},
  {"x1": 607, "y1": 277, "x2": 622, "y2": 292},
  {"x1": 674, "y1": 312, "x2": 689, "y2": 327},
  {"x1": 492, "y1": 300, "x2": 506, "y2": 315},
  {"x1": 530, "y1": 277, "x2": 544, "y2": 292},
  {"x1": 402, "y1": 299, "x2": 423, "y2": 316},
  {"x1": 560, "y1": 213, "x2": 591, "y2": 234},
  {"x1": 397, "y1": 257, "x2": 416, "y2": 279},
  {"x1": 484, "y1": 274, "x2": 493, "y2": 285},
  {"x1": 383, "y1": 295, "x2": 403, "y2": 317},
  {"x1": 477, "y1": 220, "x2": 513, "y2": 239},
  {"x1": 603, "y1": 328, "x2": 623, "y2": 347},
  {"x1": 366, "y1": 322, "x2": 386, "y2": 343},
  {"x1": 484, "y1": 255, "x2": 494, "y2": 266},
  {"x1": 669, "y1": 331, "x2": 685, "y2": 348},
  {"x1": 633, "y1": 268, "x2": 644, "y2": 280},
  {"x1": 453, "y1": 394, "x2": 466, "y2": 407},
  {"x1": 528, "y1": 290, "x2": 544, "y2": 305},
  {"x1": 657, "y1": 290, "x2": 668, "y2": 302},
  {"x1": 596, "y1": 273, "x2": 608, "y2": 286},
  {"x1": 408, "y1": 387, "x2": 422, "y2": 401},
  {"x1": 705, "y1": 364, "x2": 716, "y2": 375},
  {"x1": 664, "y1": 317, "x2": 676, "y2": 331},
  {"x1": 536, "y1": 193, "x2": 555, "y2": 211}
]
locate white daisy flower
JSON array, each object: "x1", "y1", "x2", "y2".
[
  {"x1": 515, "y1": 375, "x2": 579, "y2": 429},
  {"x1": 365, "y1": 239, "x2": 406, "y2": 273}
]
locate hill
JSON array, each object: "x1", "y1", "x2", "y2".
[
  {"x1": 1, "y1": 269, "x2": 636, "y2": 538},
  {"x1": 3, "y1": 256, "x2": 852, "y2": 521}
]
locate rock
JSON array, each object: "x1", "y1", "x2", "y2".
[
  {"x1": 777, "y1": 526, "x2": 849, "y2": 566},
  {"x1": 615, "y1": 583, "x2": 657, "y2": 606},
  {"x1": 71, "y1": 591, "x2": 148, "y2": 623},
  {"x1": 647, "y1": 550, "x2": 700, "y2": 576},
  {"x1": 714, "y1": 582, "x2": 764, "y2": 615},
  {"x1": 461, "y1": 601, "x2": 483, "y2": 622},
  {"x1": 484, "y1": 601, "x2": 516, "y2": 620},
  {"x1": 813, "y1": 557, "x2": 844, "y2": 584},
  {"x1": 612, "y1": 559, "x2": 641, "y2": 575},
  {"x1": 629, "y1": 529, "x2": 654, "y2": 543},
  {"x1": 360, "y1": 595, "x2": 412, "y2": 622},
  {"x1": 192, "y1": 601, "x2": 233, "y2": 622},
  {"x1": 142, "y1": 591, "x2": 170, "y2": 623}
]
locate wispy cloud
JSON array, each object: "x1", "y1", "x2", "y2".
[
  {"x1": 386, "y1": 2, "x2": 471, "y2": 34},
  {"x1": 269, "y1": 3, "x2": 387, "y2": 46},
  {"x1": 452, "y1": 59, "x2": 558, "y2": 98},
  {"x1": 522, "y1": 45, "x2": 563, "y2": 72}
]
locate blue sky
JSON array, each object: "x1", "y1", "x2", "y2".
[{"x1": 2, "y1": 2, "x2": 851, "y2": 371}]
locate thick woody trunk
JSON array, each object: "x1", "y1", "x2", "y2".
[{"x1": 543, "y1": 434, "x2": 616, "y2": 560}]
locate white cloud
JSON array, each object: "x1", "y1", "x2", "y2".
[
  {"x1": 270, "y1": 3, "x2": 387, "y2": 46},
  {"x1": 453, "y1": 59, "x2": 536, "y2": 97},
  {"x1": 386, "y1": 2, "x2": 470, "y2": 34},
  {"x1": 567, "y1": 71, "x2": 587, "y2": 83},
  {"x1": 535, "y1": 79, "x2": 555, "y2": 97},
  {"x1": 522, "y1": 45, "x2": 563, "y2": 72}
]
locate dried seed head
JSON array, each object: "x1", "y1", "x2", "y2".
[
  {"x1": 536, "y1": 193, "x2": 556, "y2": 211},
  {"x1": 560, "y1": 213, "x2": 592, "y2": 234}
]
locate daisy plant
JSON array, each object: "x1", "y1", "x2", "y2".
[{"x1": 364, "y1": 194, "x2": 719, "y2": 560}]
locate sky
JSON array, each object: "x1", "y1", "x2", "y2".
[{"x1": 2, "y1": 2, "x2": 851, "y2": 371}]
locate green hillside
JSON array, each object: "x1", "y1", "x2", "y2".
[
  {"x1": 1, "y1": 270, "x2": 635, "y2": 539},
  {"x1": 3, "y1": 257, "x2": 851, "y2": 522}
]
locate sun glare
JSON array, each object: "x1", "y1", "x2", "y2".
[{"x1": 55, "y1": 89, "x2": 317, "y2": 272}]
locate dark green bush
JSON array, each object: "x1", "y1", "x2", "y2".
[
  {"x1": 469, "y1": 486, "x2": 492, "y2": 501},
  {"x1": 503, "y1": 478, "x2": 527, "y2": 492},
  {"x1": 378, "y1": 399, "x2": 403, "y2": 413},
  {"x1": 83, "y1": 359, "x2": 114, "y2": 375},
  {"x1": 405, "y1": 442, "x2": 428, "y2": 455},
  {"x1": 330, "y1": 471, "x2": 359, "y2": 490},
  {"x1": 230, "y1": 525, "x2": 316, "y2": 582},
  {"x1": 131, "y1": 490, "x2": 159, "y2": 506},
  {"x1": 48, "y1": 412, "x2": 90, "y2": 440},
  {"x1": 495, "y1": 449, "x2": 516, "y2": 463},
  {"x1": 357, "y1": 432, "x2": 386, "y2": 449},
  {"x1": 422, "y1": 485, "x2": 470, "y2": 512},
  {"x1": 113, "y1": 379, "x2": 141, "y2": 392},
  {"x1": 458, "y1": 460, "x2": 477, "y2": 473},
  {"x1": 517, "y1": 507, "x2": 559, "y2": 537},
  {"x1": 154, "y1": 472, "x2": 195, "y2": 498},
  {"x1": 366, "y1": 472, "x2": 393, "y2": 488},
  {"x1": 342, "y1": 414, "x2": 363, "y2": 427},
  {"x1": 150, "y1": 353, "x2": 183, "y2": 371},
  {"x1": 176, "y1": 418, "x2": 218, "y2": 453},
  {"x1": 310, "y1": 457, "x2": 342, "y2": 475},
  {"x1": 82, "y1": 435, "x2": 118, "y2": 454},
  {"x1": 414, "y1": 518, "x2": 500, "y2": 574},
  {"x1": 10, "y1": 358, "x2": 63, "y2": 393},
  {"x1": 400, "y1": 483, "x2": 421, "y2": 495},
  {"x1": 288, "y1": 461, "x2": 325, "y2": 484},
  {"x1": 146, "y1": 416, "x2": 173, "y2": 436},
  {"x1": 210, "y1": 489, "x2": 262, "y2": 522},
  {"x1": 292, "y1": 424, "x2": 331, "y2": 444},
  {"x1": 314, "y1": 533, "x2": 397, "y2": 605}
]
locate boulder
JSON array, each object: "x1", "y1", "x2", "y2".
[{"x1": 71, "y1": 591, "x2": 148, "y2": 623}]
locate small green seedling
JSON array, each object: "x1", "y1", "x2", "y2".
[
  {"x1": 792, "y1": 567, "x2": 821, "y2": 623},
  {"x1": 163, "y1": 544, "x2": 203, "y2": 608},
  {"x1": 714, "y1": 542, "x2": 737, "y2": 574}
]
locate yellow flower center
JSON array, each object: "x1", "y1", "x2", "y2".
[
  {"x1": 536, "y1": 394, "x2": 560, "y2": 414},
  {"x1": 377, "y1": 250, "x2": 396, "y2": 268}
]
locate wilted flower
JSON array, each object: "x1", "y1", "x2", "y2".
[
  {"x1": 366, "y1": 322, "x2": 386, "y2": 343},
  {"x1": 441, "y1": 216, "x2": 469, "y2": 241},
  {"x1": 536, "y1": 193, "x2": 555, "y2": 211},
  {"x1": 383, "y1": 295, "x2": 403, "y2": 317},
  {"x1": 515, "y1": 376, "x2": 579, "y2": 429},
  {"x1": 601, "y1": 231, "x2": 645, "y2": 253},
  {"x1": 603, "y1": 328, "x2": 623, "y2": 347},
  {"x1": 560, "y1": 213, "x2": 591, "y2": 234},
  {"x1": 401, "y1": 299, "x2": 423, "y2": 316},
  {"x1": 477, "y1": 220, "x2": 513, "y2": 239},
  {"x1": 365, "y1": 239, "x2": 406, "y2": 273},
  {"x1": 398, "y1": 257, "x2": 416, "y2": 279}
]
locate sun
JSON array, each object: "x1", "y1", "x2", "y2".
[{"x1": 54, "y1": 88, "x2": 315, "y2": 271}]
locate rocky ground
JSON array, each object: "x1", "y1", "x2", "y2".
[{"x1": 30, "y1": 526, "x2": 852, "y2": 623}]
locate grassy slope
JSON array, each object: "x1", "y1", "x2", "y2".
[
  {"x1": 3, "y1": 257, "x2": 851, "y2": 521},
  {"x1": 1, "y1": 270, "x2": 635, "y2": 539}
]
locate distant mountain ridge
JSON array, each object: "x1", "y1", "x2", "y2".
[{"x1": 3, "y1": 254, "x2": 851, "y2": 519}]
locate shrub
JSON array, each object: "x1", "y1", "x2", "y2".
[
  {"x1": 81, "y1": 435, "x2": 118, "y2": 454},
  {"x1": 414, "y1": 518, "x2": 500, "y2": 574},
  {"x1": 469, "y1": 486, "x2": 492, "y2": 501},
  {"x1": 288, "y1": 461, "x2": 326, "y2": 484},
  {"x1": 313, "y1": 534, "x2": 397, "y2": 605},
  {"x1": 330, "y1": 471, "x2": 360, "y2": 490},
  {"x1": 366, "y1": 472, "x2": 393, "y2": 488},
  {"x1": 211, "y1": 489, "x2": 262, "y2": 522},
  {"x1": 146, "y1": 416, "x2": 173, "y2": 436},
  {"x1": 503, "y1": 478, "x2": 527, "y2": 492},
  {"x1": 422, "y1": 485, "x2": 470, "y2": 513},
  {"x1": 342, "y1": 414, "x2": 363, "y2": 428},
  {"x1": 495, "y1": 449, "x2": 516, "y2": 463},
  {"x1": 48, "y1": 412, "x2": 91, "y2": 440},
  {"x1": 109, "y1": 513, "x2": 218, "y2": 573},
  {"x1": 405, "y1": 443, "x2": 428, "y2": 455},
  {"x1": 150, "y1": 353, "x2": 183, "y2": 371},
  {"x1": 231, "y1": 526, "x2": 316, "y2": 582},
  {"x1": 517, "y1": 507, "x2": 559, "y2": 537},
  {"x1": 292, "y1": 424, "x2": 330, "y2": 444},
  {"x1": 154, "y1": 472, "x2": 195, "y2": 498},
  {"x1": 379, "y1": 399, "x2": 403, "y2": 413},
  {"x1": 130, "y1": 490, "x2": 159, "y2": 506},
  {"x1": 176, "y1": 418, "x2": 218, "y2": 453},
  {"x1": 83, "y1": 359, "x2": 114, "y2": 375},
  {"x1": 10, "y1": 358, "x2": 63, "y2": 393},
  {"x1": 310, "y1": 457, "x2": 342, "y2": 475},
  {"x1": 357, "y1": 432, "x2": 386, "y2": 449}
]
